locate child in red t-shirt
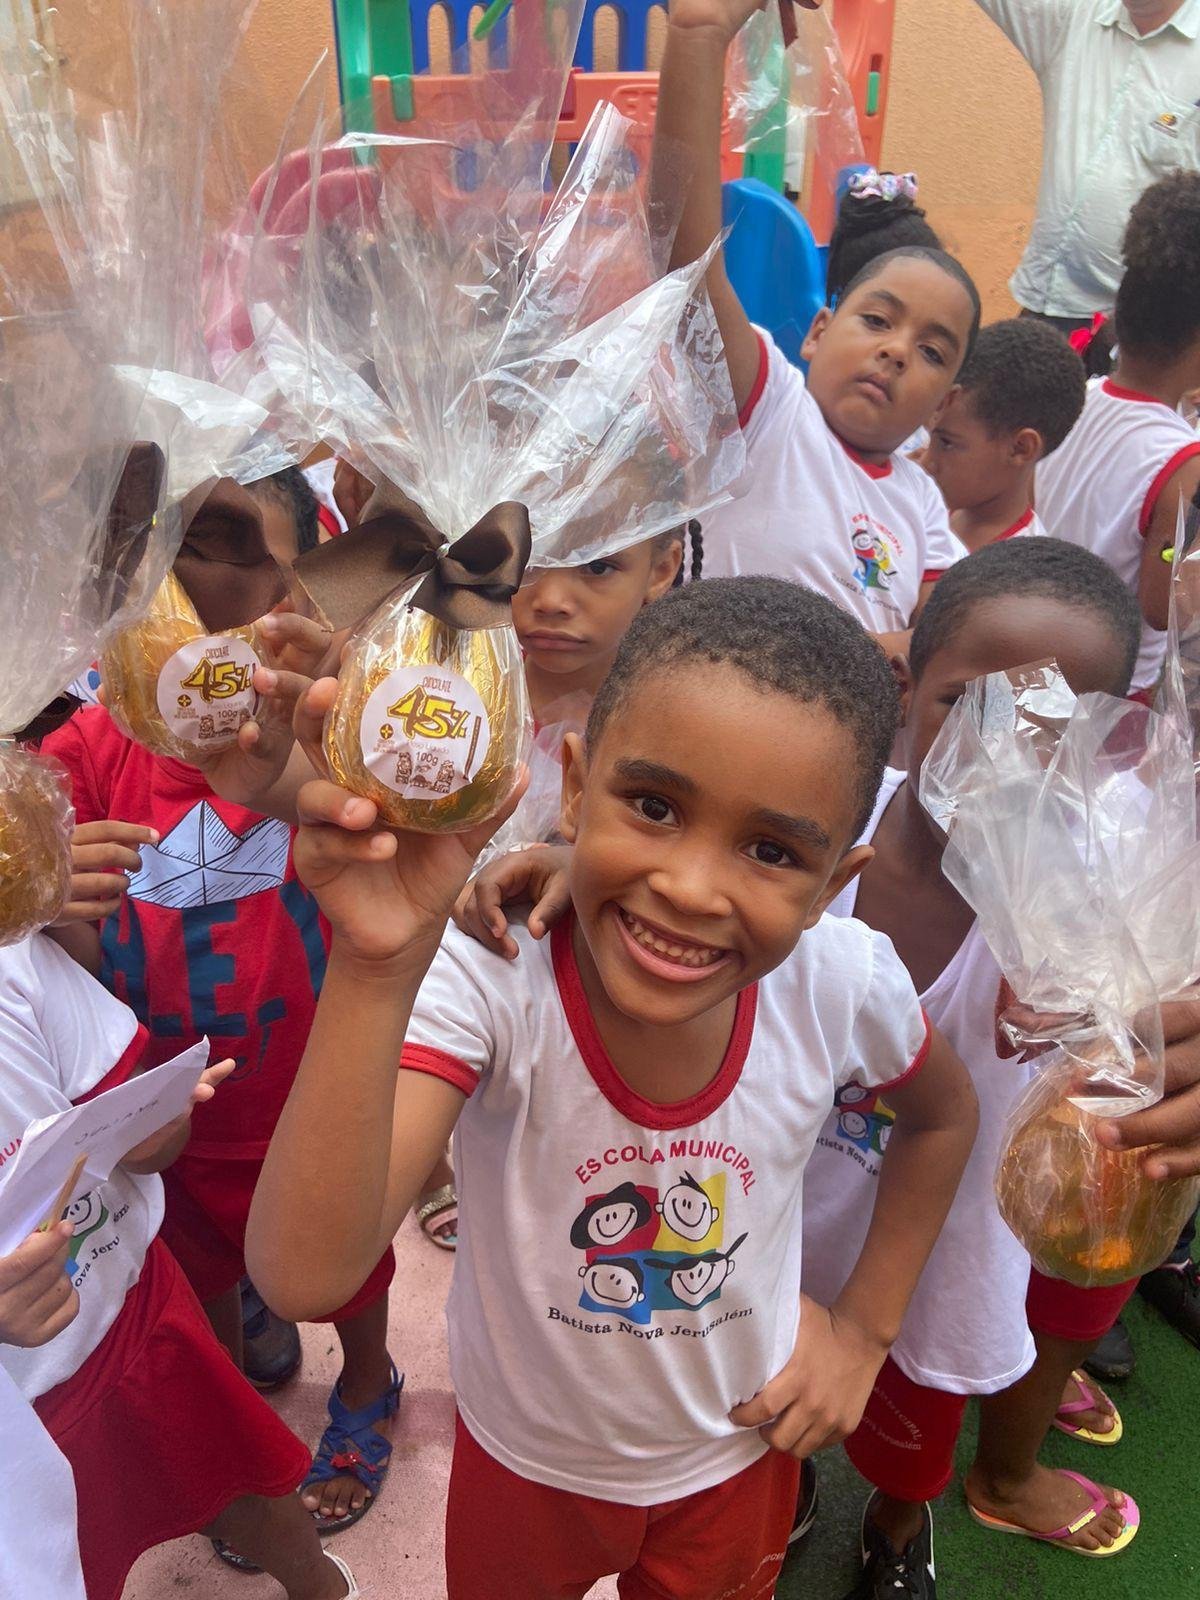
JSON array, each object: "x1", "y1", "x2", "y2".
[{"x1": 45, "y1": 469, "x2": 398, "y2": 1540}]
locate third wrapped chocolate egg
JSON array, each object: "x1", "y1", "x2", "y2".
[
  {"x1": 996, "y1": 1075, "x2": 1200, "y2": 1287},
  {"x1": 325, "y1": 593, "x2": 530, "y2": 833}
]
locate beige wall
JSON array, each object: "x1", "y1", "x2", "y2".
[
  {"x1": 238, "y1": 0, "x2": 1041, "y2": 318},
  {"x1": 881, "y1": 2, "x2": 1042, "y2": 319}
]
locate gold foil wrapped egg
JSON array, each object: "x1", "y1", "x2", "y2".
[
  {"x1": 325, "y1": 595, "x2": 531, "y2": 833},
  {"x1": 996, "y1": 1079, "x2": 1200, "y2": 1287},
  {"x1": 100, "y1": 570, "x2": 265, "y2": 763},
  {"x1": 0, "y1": 744, "x2": 74, "y2": 945}
]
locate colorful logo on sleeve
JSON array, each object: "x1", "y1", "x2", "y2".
[
  {"x1": 571, "y1": 1171, "x2": 744, "y2": 1324},
  {"x1": 834, "y1": 1083, "x2": 895, "y2": 1155}
]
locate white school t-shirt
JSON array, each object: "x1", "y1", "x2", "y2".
[
  {"x1": 0, "y1": 936, "x2": 162, "y2": 1399},
  {"x1": 700, "y1": 332, "x2": 967, "y2": 630},
  {"x1": 403, "y1": 915, "x2": 930, "y2": 1503},
  {"x1": 1037, "y1": 378, "x2": 1200, "y2": 691},
  {"x1": 802, "y1": 772, "x2": 1036, "y2": 1395},
  {"x1": 0, "y1": 1364, "x2": 86, "y2": 1598}
]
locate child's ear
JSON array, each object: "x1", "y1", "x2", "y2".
[
  {"x1": 801, "y1": 307, "x2": 834, "y2": 363},
  {"x1": 559, "y1": 733, "x2": 587, "y2": 843},
  {"x1": 891, "y1": 652, "x2": 915, "y2": 728},
  {"x1": 1011, "y1": 427, "x2": 1043, "y2": 467},
  {"x1": 645, "y1": 539, "x2": 682, "y2": 604},
  {"x1": 805, "y1": 844, "x2": 874, "y2": 928}
]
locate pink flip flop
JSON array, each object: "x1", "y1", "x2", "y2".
[
  {"x1": 968, "y1": 1470, "x2": 1140, "y2": 1557},
  {"x1": 1053, "y1": 1369, "x2": 1123, "y2": 1445}
]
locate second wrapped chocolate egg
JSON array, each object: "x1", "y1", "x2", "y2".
[
  {"x1": 325, "y1": 594, "x2": 531, "y2": 833},
  {"x1": 101, "y1": 571, "x2": 265, "y2": 763}
]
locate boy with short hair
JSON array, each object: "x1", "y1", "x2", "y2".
[
  {"x1": 245, "y1": 576, "x2": 979, "y2": 1599},
  {"x1": 921, "y1": 319, "x2": 1087, "y2": 550}
]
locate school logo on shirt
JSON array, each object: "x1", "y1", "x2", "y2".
[
  {"x1": 569, "y1": 1171, "x2": 748, "y2": 1327},
  {"x1": 850, "y1": 516, "x2": 897, "y2": 593}
]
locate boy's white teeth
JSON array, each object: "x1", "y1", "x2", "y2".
[{"x1": 621, "y1": 911, "x2": 723, "y2": 968}]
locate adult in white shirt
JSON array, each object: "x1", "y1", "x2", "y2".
[{"x1": 973, "y1": 1, "x2": 1200, "y2": 327}]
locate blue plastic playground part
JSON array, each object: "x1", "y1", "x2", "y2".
[{"x1": 721, "y1": 177, "x2": 824, "y2": 371}]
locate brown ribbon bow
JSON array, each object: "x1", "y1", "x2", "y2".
[
  {"x1": 173, "y1": 477, "x2": 290, "y2": 631},
  {"x1": 292, "y1": 486, "x2": 531, "y2": 634}
]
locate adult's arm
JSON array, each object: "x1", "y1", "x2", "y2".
[{"x1": 969, "y1": 0, "x2": 1072, "y2": 77}]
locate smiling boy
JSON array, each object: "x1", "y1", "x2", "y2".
[{"x1": 246, "y1": 577, "x2": 978, "y2": 1600}]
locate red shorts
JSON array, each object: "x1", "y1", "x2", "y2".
[
  {"x1": 161, "y1": 1149, "x2": 394, "y2": 1318},
  {"x1": 1025, "y1": 1267, "x2": 1139, "y2": 1343},
  {"x1": 34, "y1": 1239, "x2": 310, "y2": 1600},
  {"x1": 843, "y1": 1272, "x2": 1141, "y2": 1506},
  {"x1": 445, "y1": 1416, "x2": 801, "y2": 1600},
  {"x1": 843, "y1": 1356, "x2": 968, "y2": 1503}
]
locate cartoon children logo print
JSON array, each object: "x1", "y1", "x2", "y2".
[
  {"x1": 851, "y1": 516, "x2": 895, "y2": 593},
  {"x1": 572, "y1": 1171, "x2": 745, "y2": 1325},
  {"x1": 63, "y1": 1192, "x2": 109, "y2": 1278}
]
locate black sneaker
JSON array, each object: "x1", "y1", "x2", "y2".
[
  {"x1": 1138, "y1": 1258, "x2": 1200, "y2": 1348},
  {"x1": 787, "y1": 1457, "x2": 819, "y2": 1548},
  {"x1": 843, "y1": 1498, "x2": 936, "y2": 1599},
  {"x1": 1083, "y1": 1316, "x2": 1136, "y2": 1382},
  {"x1": 240, "y1": 1275, "x2": 302, "y2": 1390}
]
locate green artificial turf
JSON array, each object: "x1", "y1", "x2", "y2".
[{"x1": 776, "y1": 1291, "x2": 1198, "y2": 1599}]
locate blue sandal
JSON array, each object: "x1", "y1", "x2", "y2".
[{"x1": 302, "y1": 1363, "x2": 404, "y2": 1534}]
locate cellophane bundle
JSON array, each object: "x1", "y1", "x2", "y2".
[
  {"x1": 921, "y1": 663, "x2": 1200, "y2": 1286},
  {"x1": 726, "y1": 1, "x2": 864, "y2": 204},
  {"x1": 0, "y1": 0, "x2": 324, "y2": 762},
  {"x1": 245, "y1": 5, "x2": 744, "y2": 831}
]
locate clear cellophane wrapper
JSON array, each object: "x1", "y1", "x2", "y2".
[
  {"x1": 244, "y1": 9, "x2": 743, "y2": 831},
  {"x1": 0, "y1": 745, "x2": 74, "y2": 945},
  {"x1": 726, "y1": 2, "x2": 864, "y2": 199},
  {"x1": 0, "y1": 0, "x2": 315, "y2": 510},
  {"x1": 474, "y1": 699, "x2": 588, "y2": 870},
  {"x1": 102, "y1": 570, "x2": 265, "y2": 765},
  {"x1": 921, "y1": 662, "x2": 1200, "y2": 1286},
  {"x1": 327, "y1": 591, "x2": 530, "y2": 834}
]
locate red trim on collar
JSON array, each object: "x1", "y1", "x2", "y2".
[
  {"x1": 835, "y1": 433, "x2": 893, "y2": 480},
  {"x1": 72, "y1": 1024, "x2": 149, "y2": 1105},
  {"x1": 997, "y1": 508, "x2": 1035, "y2": 541},
  {"x1": 1102, "y1": 379, "x2": 1164, "y2": 406},
  {"x1": 738, "y1": 335, "x2": 771, "y2": 429},
  {"x1": 550, "y1": 916, "x2": 757, "y2": 1131}
]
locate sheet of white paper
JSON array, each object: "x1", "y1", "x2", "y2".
[{"x1": 0, "y1": 1039, "x2": 210, "y2": 1255}]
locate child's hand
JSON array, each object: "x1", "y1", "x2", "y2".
[
  {"x1": 0, "y1": 1224, "x2": 80, "y2": 1348},
  {"x1": 296, "y1": 776, "x2": 526, "y2": 967},
  {"x1": 453, "y1": 845, "x2": 573, "y2": 959},
  {"x1": 52, "y1": 820, "x2": 159, "y2": 924},
  {"x1": 729, "y1": 1295, "x2": 888, "y2": 1458},
  {"x1": 182, "y1": 609, "x2": 332, "y2": 806},
  {"x1": 121, "y1": 1058, "x2": 236, "y2": 1173},
  {"x1": 668, "y1": 0, "x2": 818, "y2": 41}
]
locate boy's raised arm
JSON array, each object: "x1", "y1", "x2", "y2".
[{"x1": 656, "y1": 0, "x2": 772, "y2": 412}]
